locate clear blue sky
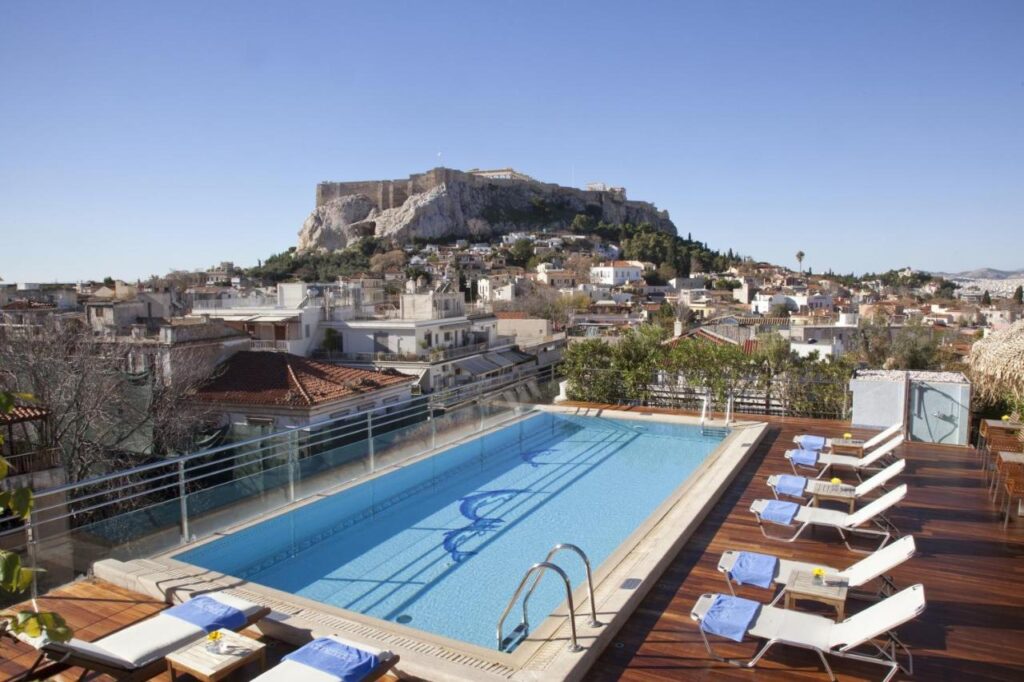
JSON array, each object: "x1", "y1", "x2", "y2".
[{"x1": 2, "y1": 1, "x2": 1022, "y2": 282}]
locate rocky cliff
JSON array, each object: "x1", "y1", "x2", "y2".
[{"x1": 297, "y1": 167, "x2": 675, "y2": 253}]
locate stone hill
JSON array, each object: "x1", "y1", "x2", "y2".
[{"x1": 296, "y1": 167, "x2": 676, "y2": 253}]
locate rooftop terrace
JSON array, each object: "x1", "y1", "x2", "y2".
[{"x1": 2, "y1": 411, "x2": 1022, "y2": 681}]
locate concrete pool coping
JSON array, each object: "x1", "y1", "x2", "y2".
[{"x1": 94, "y1": 406, "x2": 768, "y2": 681}]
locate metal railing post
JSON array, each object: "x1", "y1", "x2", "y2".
[
  {"x1": 287, "y1": 432, "x2": 297, "y2": 503},
  {"x1": 367, "y1": 411, "x2": 375, "y2": 472},
  {"x1": 26, "y1": 511, "x2": 39, "y2": 600},
  {"x1": 430, "y1": 411, "x2": 437, "y2": 450},
  {"x1": 178, "y1": 460, "x2": 189, "y2": 543}
]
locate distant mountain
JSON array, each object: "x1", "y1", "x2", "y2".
[{"x1": 932, "y1": 268, "x2": 1024, "y2": 280}]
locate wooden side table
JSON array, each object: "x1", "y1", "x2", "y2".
[
  {"x1": 807, "y1": 481, "x2": 857, "y2": 512},
  {"x1": 166, "y1": 628, "x2": 266, "y2": 682},
  {"x1": 783, "y1": 569, "x2": 849, "y2": 621},
  {"x1": 829, "y1": 438, "x2": 866, "y2": 456}
]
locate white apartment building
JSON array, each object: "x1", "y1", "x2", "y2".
[{"x1": 590, "y1": 261, "x2": 644, "y2": 286}]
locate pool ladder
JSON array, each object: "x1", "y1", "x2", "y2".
[{"x1": 496, "y1": 543, "x2": 603, "y2": 653}]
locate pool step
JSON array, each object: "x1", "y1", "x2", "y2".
[{"x1": 701, "y1": 426, "x2": 731, "y2": 438}]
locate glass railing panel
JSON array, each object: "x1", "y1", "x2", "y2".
[{"x1": 293, "y1": 438, "x2": 371, "y2": 500}]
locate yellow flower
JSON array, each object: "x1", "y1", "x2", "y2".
[
  {"x1": 207, "y1": 631, "x2": 222, "y2": 642},
  {"x1": 830, "y1": 477, "x2": 842, "y2": 485},
  {"x1": 843, "y1": 432, "x2": 852, "y2": 439},
  {"x1": 812, "y1": 567, "x2": 825, "y2": 578}
]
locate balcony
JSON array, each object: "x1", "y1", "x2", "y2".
[
  {"x1": 1, "y1": 447, "x2": 62, "y2": 477},
  {"x1": 248, "y1": 339, "x2": 304, "y2": 354},
  {"x1": 316, "y1": 336, "x2": 518, "y2": 365}
]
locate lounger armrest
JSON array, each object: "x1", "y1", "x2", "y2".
[
  {"x1": 691, "y1": 593, "x2": 718, "y2": 621},
  {"x1": 750, "y1": 499, "x2": 770, "y2": 515},
  {"x1": 717, "y1": 551, "x2": 739, "y2": 574}
]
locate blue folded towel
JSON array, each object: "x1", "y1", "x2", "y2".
[
  {"x1": 163, "y1": 596, "x2": 246, "y2": 632},
  {"x1": 798, "y1": 434, "x2": 828, "y2": 450},
  {"x1": 700, "y1": 595, "x2": 761, "y2": 642},
  {"x1": 789, "y1": 449, "x2": 819, "y2": 467},
  {"x1": 775, "y1": 474, "x2": 807, "y2": 498},
  {"x1": 759, "y1": 500, "x2": 800, "y2": 526},
  {"x1": 285, "y1": 638, "x2": 381, "y2": 682},
  {"x1": 729, "y1": 552, "x2": 779, "y2": 588}
]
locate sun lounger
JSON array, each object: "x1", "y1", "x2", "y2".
[
  {"x1": 717, "y1": 535, "x2": 916, "y2": 600},
  {"x1": 786, "y1": 435, "x2": 903, "y2": 479},
  {"x1": 793, "y1": 422, "x2": 904, "y2": 453},
  {"x1": 252, "y1": 636, "x2": 399, "y2": 682},
  {"x1": 691, "y1": 583, "x2": 925, "y2": 682},
  {"x1": 14, "y1": 592, "x2": 270, "y2": 682},
  {"x1": 768, "y1": 459, "x2": 906, "y2": 508},
  {"x1": 750, "y1": 485, "x2": 907, "y2": 553}
]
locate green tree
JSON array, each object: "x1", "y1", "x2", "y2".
[
  {"x1": 614, "y1": 326, "x2": 668, "y2": 403},
  {"x1": 562, "y1": 339, "x2": 622, "y2": 403},
  {"x1": 981, "y1": 290, "x2": 992, "y2": 306},
  {"x1": 795, "y1": 250, "x2": 805, "y2": 274},
  {"x1": 0, "y1": 392, "x2": 72, "y2": 642},
  {"x1": 752, "y1": 333, "x2": 795, "y2": 413},
  {"x1": 1014, "y1": 285, "x2": 1023, "y2": 305},
  {"x1": 769, "y1": 303, "x2": 791, "y2": 318},
  {"x1": 507, "y1": 239, "x2": 534, "y2": 267}
]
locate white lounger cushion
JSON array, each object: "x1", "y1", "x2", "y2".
[
  {"x1": 861, "y1": 423, "x2": 904, "y2": 451},
  {"x1": 252, "y1": 659, "x2": 342, "y2": 682},
  {"x1": 34, "y1": 591, "x2": 264, "y2": 669},
  {"x1": 854, "y1": 459, "x2": 905, "y2": 496},
  {"x1": 250, "y1": 634, "x2": 389, "y2": 682},
  {"x1": 751, "y1": 485, "x2": 907, "y2": 530},
  {"x1": 829, "y1": 584, "x2": 925, "y2": 650},
  {"x1": 820, "y1": 436, "x2": 903, "y2": 469},
  {"x1": 693, "y1": 583, "x2": 926, "y2": 652},
  {"x1": 793, "y1": 423, "x2": 902, "y2": 452},
  {"x1": 718, "y1": 535, "x2": 915, "y2": 590},
  {"x1": 90, "y1": 614, "x2": 206, "y2": 667},
  {"x1": 94, "y1": 592, "x2": 264, "y2": 667},
  {"x1": 747, "y1": 605, "x2": 834, "y2": 650},
  {"x1": 840, "y1": 535, "x2": 916, "y2": 586}
]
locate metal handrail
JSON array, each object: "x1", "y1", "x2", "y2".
[
  {"x1": 522, "y1": 544, "x2": 602, "y2": 629},
  {"x1": 496, "y1": 562, "x2": 583, "y2": 653},
  {"x1": 20, "y1": 369, "x2": 554, "y2": 535},
  {"x1": 32, "y1": 365, "x2": 552, "y2": 499}
]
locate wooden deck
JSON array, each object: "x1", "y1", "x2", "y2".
[
  {"x1": 581, "y1": 409, "x2": 1024, "y2": 682},
  {"x1": 0, "y1": 580, "x2": 293, "y2": 682},
  {"x1": 2, "y1": 411, "x2": 1023, "y2": 681}
]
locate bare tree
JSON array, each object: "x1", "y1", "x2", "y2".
[{"x1": 0, "y1": 319, "x2": 219, "y2": 483}]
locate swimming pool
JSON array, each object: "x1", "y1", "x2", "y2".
[{"x1": 175, "y1": 411, "x2": 725, "y2": 650}]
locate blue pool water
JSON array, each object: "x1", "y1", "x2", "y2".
[{"x1": 176, "y1": 412, "x2": 724, "y2": 650}]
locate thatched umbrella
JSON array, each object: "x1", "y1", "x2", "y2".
[{"x1": 967, "y1": 319, "x2": 1024, "y2": 403}]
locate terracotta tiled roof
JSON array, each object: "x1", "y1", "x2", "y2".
[
  {"x1": 194, "y1": 352, "x2": 415, "y2": 407},
  {"x1": 495, "y1": 311, "x2": 528, "y2": 319},
  {"x1": 0, "y1": 405, "x2": 50, "y2": 425}
]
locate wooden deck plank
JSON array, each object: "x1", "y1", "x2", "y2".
[{"x1": 578, "y1": 408, "x2": 1024, "y2": 682}]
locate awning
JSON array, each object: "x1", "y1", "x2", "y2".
[
  {"x1": 247, "y1": 314, "x2": 300, "y2": 323},
  {"x1": 483, "y1": 352, "x2": 514, "y2": 368},
  {"x1": 454, "y1": 355, "x2": 502, "y2": 376},
  {"x1": 499, "y1": 350, "x2": 536, "y2": 365}
]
